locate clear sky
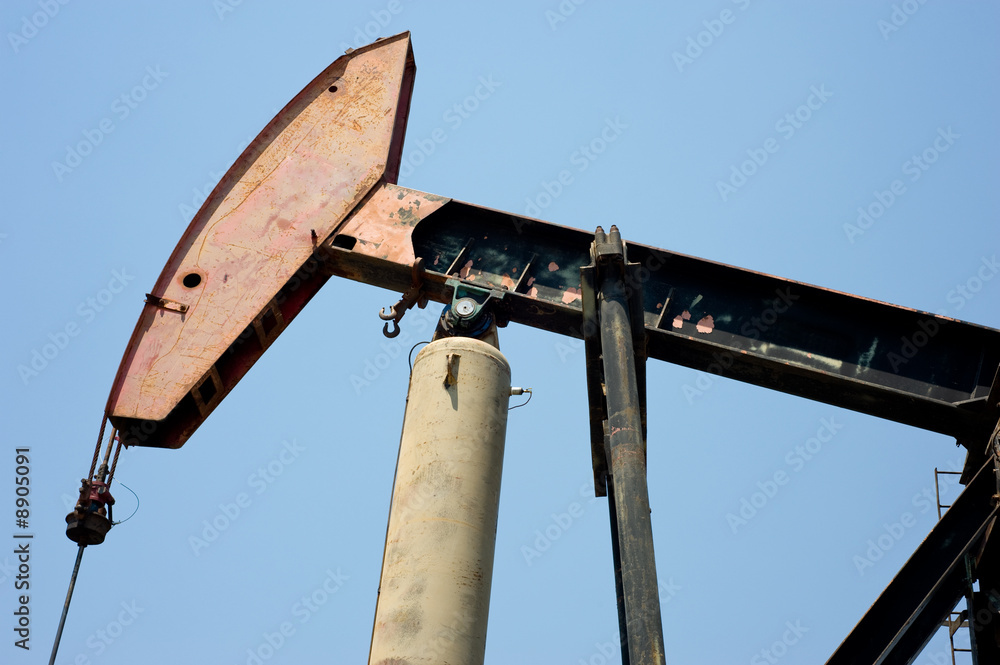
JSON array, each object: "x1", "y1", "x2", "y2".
[{"x1": 2, "y1": 1, "x2": 999, "y2": 664}]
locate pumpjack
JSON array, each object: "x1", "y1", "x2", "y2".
[{"x1": 53, "y1": 33, "x2": 1000, "y2": 664}]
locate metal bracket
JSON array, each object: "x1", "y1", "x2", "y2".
[
  {"x1": 435, "y1": 279, "x2": 508, "y2": 339},
  {"x1": 145, "y1": 293, "x2": 189, "y2": 314},
  {"x1": 378, "y1": 258, "x2": 427, "y2": 338},
  {"x1": 581, "y1": 226, "x2": 649, "y2": 497}
]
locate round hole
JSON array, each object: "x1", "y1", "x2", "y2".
[
  {"x1": 328, "y1": 85, "x2": 338, "y2": 93},
  {"x1": 182, "y1": 273, "x2": 202, "y2": 288}
]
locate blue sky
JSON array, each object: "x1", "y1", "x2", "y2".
[{"x1": 2, "y1": 1, "x2": 998, "y2": 663}]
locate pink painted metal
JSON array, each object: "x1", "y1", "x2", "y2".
[
  {"x1": 334, "y1": 182, "x2": 448, "y2": 265},
  {"x1": 106, "y1": 33, "x2": 415, "y2": 447}
]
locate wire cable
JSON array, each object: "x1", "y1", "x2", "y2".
[
  {"x1": 508, "y1": 388, "x2": 533, "y2": 411},
  {"x1": 87, "y1": 415, "x2": 108, "y2": 481},
  {"x1": 107, "y1": 433, "x2": 125, "y2": 487},
  {"x1": 111, "y1": 482, "x2": 140, "y2": 525},
  {"x1": 408, "y1": 341, "x2": 430, "y2": 373},
  {"x1": 48, "y1": 544, "x2": 85, "y2": 665}
]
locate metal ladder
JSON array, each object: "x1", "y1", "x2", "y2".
[{"x1": 936, "y1": 468, "x2": 975, "y2": 665}]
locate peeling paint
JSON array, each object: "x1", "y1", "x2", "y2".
[
  {"x1": 672, "y1": 310, "x2": 691, "y2": 329},
  {"x1": 500, "y1": 274, "x2": 516, "y2": 290},
  {"x1": 547, "y1": 261, "x2": 559, "y2": 272},
  {"x1": 561, "y1": 287, "x2": 581, "y2": 304},
  {"x1": 459, "y1": 260, "x2": 473, "y2": 279},
  {"x1": 395, "y1": 206, "x2": 421, "y2": 226},
  {"x1": 696, "y1": 315, "x2": 714, "y2": 334},
  {"x1": 528, "y1": 286, "x2": 538, "y2": 298},
  {"x1": 108, "y1": 34, "x2": 417, "y2": 431},
  {"x1": 527, "y1": 276, "x2": 535, "y2": 287}
]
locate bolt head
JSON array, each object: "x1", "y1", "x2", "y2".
[{"x1": 455, "y1": 298, "x2": 477, "y2": 318}]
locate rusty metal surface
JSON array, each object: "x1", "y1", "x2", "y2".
[
  {"x1": 106, "y1": 34, "x2": 415, "y2": 447},
  {"x1": 92, "y1": 28, "x2": 1000, "y2": 664},
  {"x1": 323, "y1": 192, "x2": 1000, "y2": 444},
  {"x1": 105, "y1": 33, "x2": 998, "y2": 451},
  {"x1": 334, "y1": 182, "x2": 448, "y2": 265},
  {"x1": 112, "y1": 169, "x2": 1000, "y2": 449}
]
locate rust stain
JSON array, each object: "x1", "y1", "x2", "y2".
[
  {"x1": 109, "y1": 36, "x2": 416, "y2": 424},
  {"x1": 672, "y1": 310, "x2": 691, "y2": 329},
  {"x1": 500, "y1": 274, "x2": 516, "y2": 290}
]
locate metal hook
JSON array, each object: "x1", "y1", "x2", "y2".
[
  {"x1": 383, "y1": 320, "x2": 400, "y2": 338},
  {"x1": 379, "y1": 306, "x2": 397, "y2": 322}
]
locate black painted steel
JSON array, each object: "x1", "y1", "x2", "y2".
[
  {"x1": 324, "y1": 196, "x2": 1000, "y2": 444},
  {"x1": 825, "y1": 457, "x2": 999, "y2": 665},
  {"x1": 316, "y1": 193, "x2": 1000, "y2": 663},
  {"x1": 590, "y1": 226, "x2": 665, "y2": 665}
]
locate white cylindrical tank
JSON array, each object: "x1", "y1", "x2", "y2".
[{"x1": 368, "y1": 335, "x2": 511, "y2": 665}]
